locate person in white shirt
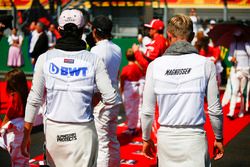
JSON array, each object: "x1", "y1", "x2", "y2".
[
  {"x1": 47, "y1": 24, "x2": 56, "y2": 48},
  {"x1": 141, "y1": 14, "x2": 224, "y2": 167},
  {"x1": 137, "y1": 32, "x2": 152, "y2": 54},
  {"x1": 226, "y1": 29, "x2": 250, "y2": 119},
  {"x1": 90, "y1": 15, "x2": 122, "y2": 167},
  {"x1": 21, "y1": 9, "x2": 120, "y2": 167}
]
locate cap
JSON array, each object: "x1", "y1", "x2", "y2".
[
  {"x1": 58, "y1": 9, "x2": 85, "y2": 29},
  {"x1": 144, "y1": 19, "x2": 164, "y2": 31},
  {"x1": 92, "y1": 15, "x2": 112, "y2": 35},
  {"x1": 210, "y1": 20, "x2": 216, "y2": 25}
]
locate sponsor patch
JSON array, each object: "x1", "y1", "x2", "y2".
[
  {"x1": 57, "y1": 133, "x2": 77, "y2": 142},
  {"x1": 64, "y1": 58, "x2": 74, "y2": 64}
]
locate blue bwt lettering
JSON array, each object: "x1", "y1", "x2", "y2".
[{"x1": 49, "y1": 63, "x2": 88, "y2": 76}]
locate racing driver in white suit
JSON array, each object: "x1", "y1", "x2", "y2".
[
  {"x1": 21, "y1": 9, "x2": 120, "y2": 167},
  {"x1": 141, "y1": 14, "x2": 224, "y2": 167}
]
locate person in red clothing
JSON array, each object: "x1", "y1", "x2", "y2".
[
  {"x1": 132, "y1": 19, "x2": 168, "y2": 74},
  {"x1": 0, "y1": 68, "x2": 29, "y2": 166},
  {"x1": 120, "y1": 48, "x2": 144, "y2": 135},
  {"x1": 199, "y1": 36, "x2": 223, "y2": 86},
  {"x1": 132, "y1": 19, "x2": 168, "y2": 138}
]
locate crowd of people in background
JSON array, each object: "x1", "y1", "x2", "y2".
[
  {"x1": 0, "y1": 7, "x2": 249, "y2": 167},
  {"x1": 5, "y1": 20, "x2": 61, "y2": 68}
]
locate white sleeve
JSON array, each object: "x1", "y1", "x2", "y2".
[
  {"x1": 19, "y1": 35, "x2": 23, "y2": 46},
  {"x1": 25, "y1": 54, "x2": 46, "y2": 123},
  {"x1": 90, "y1": 47, "x2": 102, "y2": 60},
  {"x1": 245, "y1": 42, "x2": 250, "y2": 56},
  {"x1": 8, "y1": 36, "x2": 12, "y2": 45},
  {"x1": 205, "y1": 60, "x2": 223, "y2": 140},
  {"x1": 141, "y1": 63, "x2": 156, "y2": 141},
  {"x1": 95, "y1": 57, "x2": 120, "y2": 105}
]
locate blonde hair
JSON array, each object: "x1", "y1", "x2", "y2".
[{"x1": 167, "y1": 14, "x2": 193, "y2": 40}]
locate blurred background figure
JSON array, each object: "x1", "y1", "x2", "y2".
[
  {"x1": 120, "y1": 48, "x2": 144, "y2": 135},
  {"x1": 29, "y1": 22, "x2": 48, "y2": 66},
  {"x1": 198, "y1": 36, "x2": 223, "y2": 87},
  {"x1": 0, "y1": 22, "x2": 6, "y2": 40},
  {"x1": 27, "y1": 21, "x2": 37, "y2": 57},
  {"x1": 137, "y1": 26, "x2": 151, "y2": 54},
  {"x1": 204, "y1": 19, "x2": 216, "y2": 36},
  {"x1": 0, "y1": 15, "x2": 13, "y2": 40},
  {"x1": 47, "y1": 24, "x2": 56, "y2": 49},
  {"x1": 194, "y1": 30, "x2": 205, "y2": 48},
  {"x1": 189, "y1": 8, "x2": 200, "y2": 36},
  {"x1": 7, "y1": 28, "x2": 24, "y2": 67},
  {"x1": 227, "y1": 29, "x2": 250, "y2": 119}
]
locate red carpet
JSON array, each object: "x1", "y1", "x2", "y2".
[
  {"x1": 118, "y1": 107, "x2": 250, "y2": 166},
  {"x1": 0, "y1": 81, "x2": 249, "y2": 166},
  {"x1": 28, "y1": 103, "x2": 249, "y2": 167}
]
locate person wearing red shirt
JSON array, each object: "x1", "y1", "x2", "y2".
[
  {"x1": 199, "y1": 36, "x2": 223, "y2": 86},
  {"x1": 132, "y1": 19, "x2": 168, "y2": 74},
  {"x1": 132, "y1": 19, "x2": 169, "y2": 139},
  {"x1": 120, "y1": 48, "x2": 144, "y2": 135}
]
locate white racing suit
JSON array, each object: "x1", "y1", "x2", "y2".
[
  {"x1": 91, "y1": 39, "x2": 122, "y2": 167},
  {"x1": 25, "y1": 48, "x2": 119, "y2": 167},
  {"x1": 141, "y1": 41, "x2": 223, "y2": 167},
  {"x1": 94, "y1": 101, "x2": 121, "y2": 167}
]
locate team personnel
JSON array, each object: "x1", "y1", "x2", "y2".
[
  {"x1": 141, "y1": 14, "x2": 224, "y2": 166},
  {"x1": 132, "y1": 19, "x2": 168, "y2": 74},
  {"x1": 21, "y1": 9, "x2": 119, "y2": 167},
  {"x1": 132, "y1": 19, "x2": 168, "y2": 134},
  {"x1": 90, "y1": 15, "x2": 122, "y2": 167},
  {"x1": 120, "y1": 48, "x2": 144, "y2": 135},
  {"x1": 227, "y1": 30, "x2": 250, "y2": 119}
]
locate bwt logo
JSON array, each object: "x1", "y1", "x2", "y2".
[{"x1": 49, "y1": 63, "x2": 88, "y2": 76}]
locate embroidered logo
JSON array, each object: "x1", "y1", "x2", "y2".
[{"x1": 57, "y1": 133, "x2": 77, "y2": 142}]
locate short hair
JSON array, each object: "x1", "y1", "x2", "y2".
[
  {"x1": 37, "y1": 22, "x2": 46, "y2": 30},
  {"x1": 92, "y1": 15, "x2": 113, "y2": 39},
  {"x1": 126, "y1": 48, "x2": 135, "y2": 61},
  {"x1": 167, "y1": 14, "x2": 193, "y2": 40}
]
